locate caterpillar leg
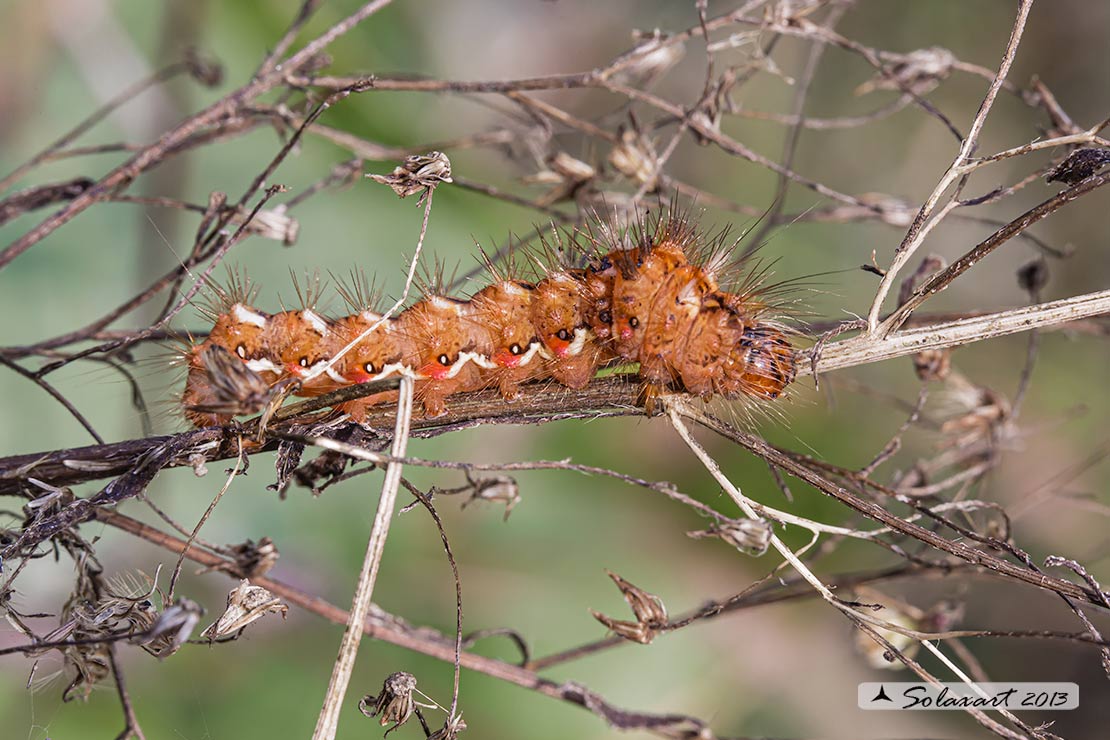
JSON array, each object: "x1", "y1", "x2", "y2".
[{"x1": 338, "y1": 390, "x2": 400, "y2": 423}]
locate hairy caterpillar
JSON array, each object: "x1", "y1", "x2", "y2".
[{"x1": 180, "y1": 210, "x2": 798, "y2": 426}]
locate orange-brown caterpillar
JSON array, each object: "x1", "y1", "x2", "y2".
[{"x1": 181, "y1": 211, "x2": 797, "y2": 426}]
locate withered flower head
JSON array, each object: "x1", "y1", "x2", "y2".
[
  {"x1": 547, "y1": 152, "x2": 596, "y2": 183},
  {"x1": 610, "y1": 29, "x2": 685, "y2": 87},
  {"x1": 228, "y1": 206, "x2": 300, "y2": 246},
  {"x1": 608, "y1": 127, "x2": 659, "y2": 188},
  {"x1": 53, "y1": 566, "x2": 161, "y2": 700},
  {"x1": 924, "y1": 600, "x2": 965, "y2": 633},
  {"x1": 589, "y1": 570, "x2": 668, "y2": 645},
  {"x1": 1017, "y1": 258, "x2": 1049, "y2": 296},
  {"x1": 527, "y1": 152, "x2": 598, "y2": 206},
  {"x1": 851, "y1": 591, "x2": 923, "y2": 670},
  {"x1": 428, "y1": 713, "x2": 467, "y2": 740},
  {"x1": 183, "y1": 46, "x2": 223, "y2": 87},
  {"x1": 201, "y1": 580, "x2": 287, "y2": 640},
  {"x1": 460, "y1": 476, "x2": 521, "y2": 521},
  {"x1": 913, "y1": 348, "x2": 951, "y2": 382},
  {"x1": 1046, "y1": 147, "x2": 1110, "y2": 185},
  {"x1": 855, "y1": 46, "x2": 956, "y2": 97},
  {"x1": 228, "y1": 536, "x2": 280, "y2": 579},
  {"x1": 938, "y1": 377, "x2": 1012, "y2": 450},
  {"x1": 138, "y1": 598, "x2": 203, "y2": 658},
  {"x1": 360, "y1": 671, "x2": 419, "y2": 735},
  {"x1": 687, "y1": 518, "x2": 772, "y2": 557},
  {"x1": 188, "y1": 344, "x2": 273, "y2": 418},
  {"x1": 368, "y1": 152, "x2": 453, "y2": 202}
]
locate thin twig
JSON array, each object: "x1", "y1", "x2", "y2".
[{"x1": 311, "y1": 376, "x2": 414, "y2": 740}]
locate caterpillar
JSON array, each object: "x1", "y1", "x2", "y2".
[{"x1": 180, "y1": 209, "x2": 798, "y2": 427}]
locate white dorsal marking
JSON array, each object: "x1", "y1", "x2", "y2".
[
  {"x1": 232, "y1": 304, "x2": 267, "y2": 328},
  {"x1": 302, "y1": 310, "x2": 328, "y2": 335},
  {"x1": 430, "y1": 296, "x2": 464, "y2": 315}
]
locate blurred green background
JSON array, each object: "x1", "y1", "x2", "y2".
[{"x1": 1, "y1": 1, "x2": 1107, "y2": 738}]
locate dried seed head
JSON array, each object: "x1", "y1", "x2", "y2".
[
  {"x1": 590, "y1": 571, "x2": 668, "y2": 644},
  {"x1": 229, "y1": 206, "x2": 300, "y2": 246},
  {"x1": 898, "y1": 254, "x2": 947, "y2": 305},
  {"x1": 188, "y1": 343, "x2": 274, "y2": 417},
  {"x1": 138, "y1": 598, "x2": 203, "y2": 658},
  {"x1": 608, "y1": 570, "x2": 667, "y2": 624},
  {"x1": 527, "y1": 152, "x2": 598, "y2": 206},
  {"x1": 855, "y1": 47, "x2": 956, "y2": 97},
  {"x1": 854, "y1": 607, "x2": 921, "y2": 670},
  {"x1": 913, "y1": 348, "x2": 951, "y2": 382},
  {"x1": 1046, "y1": 147, "x2": 1110, "y2": 185},
  {"x1": 589, "y1": 610, "x2": 658, "y2": 644},
  {"x1": 184, "y1": 47, "x2": 223, "y2": 87},
  {"x1": 608, "y1": 127, "x2": 659, "y2": 188},
  {"x1": 360, "y1": 671, "x2": 419, "y2": 734},
  {"x1": 460, "y1": 476, "x2": 520, "y2": 521},
  {"x1": 938, "y1": 378, "x2": 1012, "y2": 449},
  {"x1": 227, "y1": 537, "x2": 280, "y2": 578},
  {"x1": 612, "y1": 29, "x2": 686, "y2": 86},
  {"x1": 368, "y1": 152, "x2": 453, "y2": 201},
  {"x1": 1017, "y1": 258, "x2": 1049, "y2": 296},
  {"x1": 428, "y1": 713, "x2": 467, "y2": 740},
  {"x1": 924, "y1": 600, "x2": 965, "y2": 633},
  {"x1": 548, "y1": 152, "x2": 596, "y2": 183},
  {"x1": 51, "y1": 566, "x2": 163, "y2": 700},
  {"x1": 687, "y1": 519, "x2": 772, "y2": 557},
  {"x1": 200, "y1": 580, "x2": 287, "y2": 640}
]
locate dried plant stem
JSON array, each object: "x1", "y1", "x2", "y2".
[
  {"x1": 311, "y1": 376, "x2": 414, "y2": 740},
  {"x1": 107, "y1": 643, "x2": 146, "y2": 740},
  {"x1": 91, "y1": 507, "x2": 774, "y2": 739},
  {"x1": 881, "y1": 171, "x2": 1110, "y2": 333},
  {"x1": 0, "y1": 0, "x2": 395, "y2": 271},
  {"x1": 865, "y1": 0, "x2": 1034, "y2": 332},
  {"x1": 2, "y1": 290, "x2": 1105, "y2": 500},
  {"x1": 304, "y1": 189, "x2": 435, "y2": 384},
  {"x1": 167, "y1": 439, "x2": 244, "y2": 599},
  {"x1": 808, "y1": 288, "x2": 1110, "y2": 376},
  {"x1": 664, "y1": 400, "x2": 1032, "y2": 739}
]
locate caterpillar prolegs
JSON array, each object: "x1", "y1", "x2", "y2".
[{"x1": 180, "y1": 211, "x2": 798, "y2": 426}]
